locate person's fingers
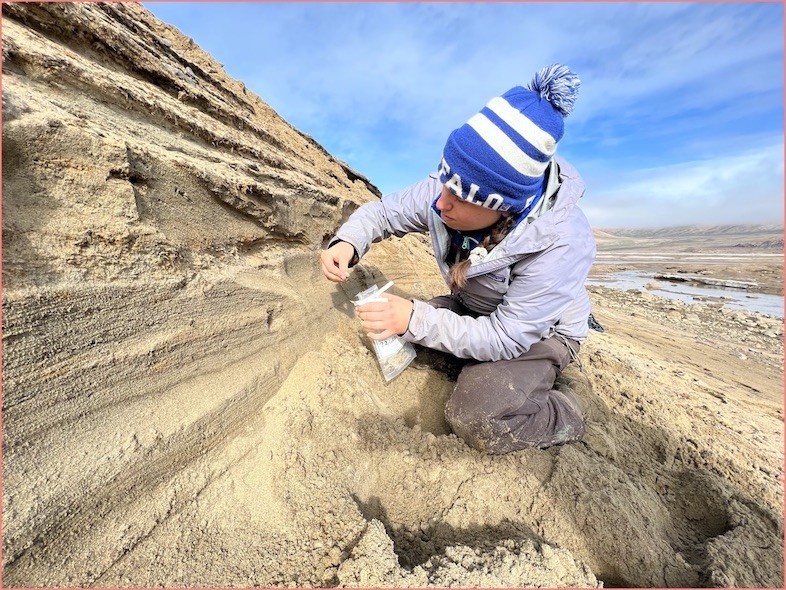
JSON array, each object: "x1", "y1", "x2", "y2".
[
  {"x1": 355, "y1": 309, "x2": 389, "y2": 321},
  {"x1": 337, "y1": 257, "x2": 349, "y2": 281},
  {"x1": 367, "y1": 329, "x2": 395, "y2": 340},
  {"x1": 320, "y1": 249, "x2": 351, "y2": 282},
  {"x1": 355, "y1": 301, "x2": 388, "y2": 313},
  {"x1": 320, "y1": 261, "x2": 343, "y2": 283},
  {"x1": 320, "y1": 252, "x2": 339, "y2": 273},
  {"x1": 360, "y1": 318, "x2": 391, "y2": 329},
  {"x1": 320, "y1": 261, "x2": 336, "y2": 281}
]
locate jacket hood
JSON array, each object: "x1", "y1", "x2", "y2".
[
  {"x1": 490, "y1": 154, "x2": 586, "y2": 259},
  {"x1": 550, "y1": 154, "x2": 586, "y2": 218}
]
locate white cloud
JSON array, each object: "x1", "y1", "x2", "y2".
[
  {"x1": 145, "y1": 3, "x2": 784, "y2": 226},
  {"x1": 581, "y1": 141, "x2": 784, "y2": 228}
]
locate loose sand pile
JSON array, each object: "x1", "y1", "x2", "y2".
[{"x1": 3, "y1": 3, "x2": 783, "y2": 587}]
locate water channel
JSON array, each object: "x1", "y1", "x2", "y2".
[{"x1": 587, "y1": 270, "x2": 784, "y2": 318}]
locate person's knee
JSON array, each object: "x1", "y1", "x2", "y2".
[
  {"x1": 444, "y1": 395, "x2": 478, "y2": 437},
  {"x1": 444, "y1": 397, "x2": 496, "y2": 452},
  {"x1": 444, "y1": 399, "x2": 521, "y2": 454},
  {"x1": 445, "y1": 388, "x2": 586, "y2": 453}
]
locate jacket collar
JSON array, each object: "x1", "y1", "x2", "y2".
[{"x1": 477, "y1": 155, "x2": 585, "y2": 261}]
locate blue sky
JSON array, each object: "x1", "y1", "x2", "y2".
[{"x1": 144, "y1": 2, "x2": 784, "y2": 229}]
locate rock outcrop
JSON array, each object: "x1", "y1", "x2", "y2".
[
  {"x1": 3, "y1": 2, "x2": 380, "y2": 584},
  {"x1": 3, "y1": 3, "x2": 783, "y2": 588}
]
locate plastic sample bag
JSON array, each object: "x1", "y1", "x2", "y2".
[{"x1": 352, "y1": 282, "x2": 416, "y2": 382}]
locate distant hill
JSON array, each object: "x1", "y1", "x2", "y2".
[
  {"x1": 591, "y1": 228, "x2": 624, "y2": 241},
  {"x1": 599, "y1": 224, "x2": 783, "y2": 239}
]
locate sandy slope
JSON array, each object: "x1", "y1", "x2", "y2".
[{"x1": 2, "y1": 3, "x2": 783, "y2": 588}]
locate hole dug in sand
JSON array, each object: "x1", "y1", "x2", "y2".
[
  {"x1": 4, "y1": 288, "x2": 781, "y2": 588},
  {"x1": 350, "y1": 493, "x2": 547, "y2": 572},
  {"x1": 341, "y1": 351, "x2": 781, "y2": 588},
  {"x1": 337, "y1": 510, "x2": 601, "y2": 588}
]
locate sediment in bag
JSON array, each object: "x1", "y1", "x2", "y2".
[{"x1": 353, "y1": 283, "x2": 416, "y2": 382}]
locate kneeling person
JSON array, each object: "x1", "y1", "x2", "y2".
[{"x1": 320, "y1": 64, "x2": 595, "y2": 454}]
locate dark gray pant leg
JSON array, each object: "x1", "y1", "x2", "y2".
[
  {"x1": 425, "y1": 295, "x2": 584, "y2": 453},
  {"x1": 426, "y1": 294, "x2": 478, "y2": 316},
  {"x1": 410, "y1": 296, "x2": 476, "y2": 379},
  {"x1": 445, "y1": 338, "x2": 585, "y2": 454}
]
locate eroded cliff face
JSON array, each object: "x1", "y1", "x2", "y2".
[
  {"x1": 1, "y1": 1, "x2": 382, "y2": 584},
  {"x1": 2, "y1": 4, "x2": 783, "y2": 589}
]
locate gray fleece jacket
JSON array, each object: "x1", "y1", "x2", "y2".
[{"x1": 331, "y1": 155, "x2": 596, "y2": 362}]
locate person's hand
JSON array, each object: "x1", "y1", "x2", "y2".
[
  {"x1": 355, "y1": 293, "x2": 414, "y2": 340},
  {"x1": 320, "y1": 242, "x2": 355, "y2": 282}
]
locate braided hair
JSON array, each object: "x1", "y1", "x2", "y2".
[{"x1": 448, "y1": 214, "x2": 516, "y2": 291}]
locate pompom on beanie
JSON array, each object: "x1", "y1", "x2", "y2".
[{"x1": 438, "y1": 64, "x2": 580, "y2": 215}]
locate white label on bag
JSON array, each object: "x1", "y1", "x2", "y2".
[{"x1": 376, "y1": 336, "x2": 404, "y2": 359}]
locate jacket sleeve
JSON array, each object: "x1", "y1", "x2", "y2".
[
  {"x1": 328, "y1": 176, "x2": 440, "y2": 258},
  {"x1": 402, "y1": 230, "x2": 596, "y2": 361}
]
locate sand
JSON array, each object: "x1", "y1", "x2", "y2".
[{"x1": 2, "y1": 3, "x2": 783, "y2": 588}]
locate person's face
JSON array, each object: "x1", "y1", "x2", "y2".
[{"x1": 435, "y1": 187, "x2": 504, "y2": 231}]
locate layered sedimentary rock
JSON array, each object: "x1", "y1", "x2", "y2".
[
  {"x1": 3, "y1": 3, "x2": 783, "y2": 588},
  {"x1": 2, "y1": 2, "x2": 379, "y2": 584}
]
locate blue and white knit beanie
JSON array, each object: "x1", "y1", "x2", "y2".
[{"x1": 438, "y1": 64, "x2": 580, "y2": 215}]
